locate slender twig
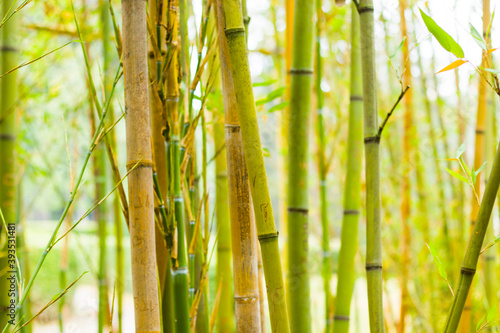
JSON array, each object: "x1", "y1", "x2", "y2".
[{"x1": 377, "y1": 85, "x2": 410, "y2": 137}]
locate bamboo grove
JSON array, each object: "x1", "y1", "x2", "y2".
[{"x1": 2, "y1": 0, "x2": 500, "y2": 332}]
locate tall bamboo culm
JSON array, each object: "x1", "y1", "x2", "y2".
[
  {"x1": 146, "y1": 0, "x2": 176, "y2": 331},
  {"x1": 215, "y1": 1, "x2": 262, "y2": 331},
  {"x1": 121, "y1": 0, "x2": 161, "y2": 331},
  {"x1": 220, "y1": 0, "x2": 290, "y2": 331},
  {"x1": 460, "y1": 1, "x2": 490, "y2": 331},
  {"x1": 0, "y1": 0, "x2": 18, "y2": 328},
  {"x1": 165, "y1": 0, "x2": 190, "y2": 331},
  {"x1": 357, "y1": 0, "x2": 385, "y2": 331},
  {"x1": 397, "y1": 1, "x2": 412, "y2": 331},
  {"x1": 215, "y1": 106, "x2": 235, "y2": 332},
  {"x1": 332, "y1": 4, "x2": 363, "y2": 333},
  {"x1": 313, "y1": 0, "x2": 332, "y2": 330},
  {"x1": 287, "y1": 0, "x2": 314, "y2": 331}
]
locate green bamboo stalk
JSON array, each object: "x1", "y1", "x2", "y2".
[
  {"x1": 332, "y1": 4, "x2": 363, "y2": 333},
  {"x1": 215, "y1": 108, "x2": 235, "y2": 332},
  {"x1": 443, "y1": 120, "x2": 500, "y2": 331},
  {"x1": 287, "y1": 0, "x2": 314, "y2": 331},
  {"x1": 0, "y1": 0, "x2": 18, "y2": 328},
  {"x1": 166, "y1": 1, "x2": 190, "y2": 331},
  {"x1": 314, "y1": 1, "x2": 332, "y2": 330},
  {"x1": 220, "y1": 0, "x2": 290, "y2": 331},
  {"x1": 357, "y1": 1, "x2": 385, "y2": 331}
]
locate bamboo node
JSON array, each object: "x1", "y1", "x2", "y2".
[
  {"x1": 126, "y1": 159, "x2": 153, "y2": 170},
  {"x1": 289, "y1": 68, "x2": 313, "y2": 75},
  {"x1": 234, "y1": 294, "x2": 259, "y2": 304},
  {"x1": 358, "y1": 6, "x2": 374, "y2": 14},
  {"x1": 225, "y1": 27, "x2": 245, "y2": 38},
  {"x1": 258, "y1": 232, "x2": 279, "y2": 243},
  {"x1": 460, "y1": 267, "x2": 476, "y2": 276},
  {"x1": 333, "y1": 314, "x2": 350, "y2": 322},
  {"x1": 364, "y1": 136, "x2": 380, "y2": 144},
  {"x1": 225, "y1": 124, "x2": 241, "y2": 132},
  {"x1": 350, "y1": 95, "x2": 363, "y2": 102},
  {"x1": 365, "y1": 263, "x2": 382, "y2": 271},
  {"x1": 287, "y1": 207, "x2": 309, "y2": 215},
  {"x1": 0, "y1": 45, "x2": 18, "y2": 52},
  {"x1": 0, "y1": 133, "x2": 16, "y2": 141},
  {"x1": 343, "y1": 209, "x2": 359, "y2": 215},
  {"x1": 475, "y1": 128, "x2": 485, "y2": 135}
]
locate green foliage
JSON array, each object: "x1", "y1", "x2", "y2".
[{"x1": 419, "y1": 9, "x2": 464, "y2": 58}]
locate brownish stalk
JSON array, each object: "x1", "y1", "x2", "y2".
[{"x1": 121, "y1": 0, "x2": 161, "y2": 330}]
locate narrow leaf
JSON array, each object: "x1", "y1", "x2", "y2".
[
  {"x1": 455, "y1": 143, "x2": 466, "y2": 159},
  {"x1": 268, "y1": 101, "x2": 289, "y2": 113},
  {"x1": 487, "y1": 305, "x2": 496, "y2": 323},
  {"x1": 475, "y1": 161, "x2": 487, "y2": 176},
  {"x1": 470, "y1": 23, "x2": 487, "y2": 50},
  {"x1": 482, "y1": 67, "x2": 500, "y2": 74},
  {"x1": 443, "y1": 167, "x2": 468, "y2": 183},
  {"x1": 488, "y1": 48, "x2": 499, "y2": 53},
  {"x1": 436, "y1": 59, "x2": 467, "y2": 74},
  {"x1": 390, "y1": 37, "x2": 406, "y2": 59},
  {"x1": 420, "y1": 9, "x2": 464, "y2": 58},
  {"x1": 477, "y1": 314, "x2": 486, "y2": 332}
]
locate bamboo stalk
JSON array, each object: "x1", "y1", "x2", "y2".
[
  {"x1": 332, "y1": 4, "x2": 363, "y2": 333},
  {"x1": 357, "y1": 0, "x2": 385, "y2": 331},
  {"x1": 220, "y1": 0, "x2": 290, "y2": 331},
  {"x1": 460, "y1": 2, "x2": 490, "y2": 331},
  {"x1": 121, "y1": 0, "x2": 161, "y2": 330},
  {"x1": 397, "y1": 1, "x2": 412, "y2": 331},
  {"x1": 214, "y1": 2, "x2": 262, "y2": 331},
  {"x1": 0, "y1": 0, "x2": 18, "y2": 328},
  {"x1": 165, "y1": 1, "x2": 190, "y2": 331},
  {"x1": 314, "y1": 1, "x2": 332, "y2": 330},
  {"x1": 287, "y1": 0, "x2": 314, "y2": 331},
  {"x1": 215, "y1": 104, "x2": 235, "y2": 332}
]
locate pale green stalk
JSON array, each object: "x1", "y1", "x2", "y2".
[{"x1": 332, "y1": 4, "x2": 363, "y2": 333}]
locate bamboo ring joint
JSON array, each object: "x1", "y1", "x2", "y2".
[
  {"x1": 358, "y1": 6, "x2": 374, "y2": 14},
  {"x1": 365, "y1": 264, "x2": 382, "y2": 271},
  {"x1": 289, "y1": 68, "x2": 313, "y2": 75},
  {"x1": 126, "y1": 159, "x2": 153, "y2": 170},
  {"x1": 364, "y1": 136, "x2": 380, "y2": 144},
  {"x1": 343, "y1": 209, "x2": 359, "y2": 215},
  {"x1": 225, "y1": 27, "x2": 245, "y2": 38},
  {"x1": 460, "y1": 267, "x2": 476, "y2": 276},
  {"x1": 0, "y1": 134, "x2": 16, "y2": 141},
  {"x1": 333, "y1": 315, "x2": 350, "y2": 322},
  {"x1": 258, "y1": 232, "x2": 279, "y2": 243}
]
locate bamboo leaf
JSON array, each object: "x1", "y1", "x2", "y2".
[
  {"x1": 455, "y1": 143, "x2": 466, "y2": 159},
  {"x1": 443, "y1": 167, "x2": 468, "y2": 183},
  {"x1": 477, "y1": 315, "x2": 486, "y2": 332},
  {"x1": 487, "y1": 305, "x2": 496, "y2": 323},
  {"x1": 482, "y1": 67, "x2": 500, "y2": 74},
  {"x1": 470, "y1": 23, "x2": 487, "y2": 50},
  {"x1": 472, "y1": 167, "x2": 476, "y2": 185},
  {"x1": 488, "y1": 48, "x2": 499, "y2": 54},
  {"x1": 475, "y1": 161, "x2": 487, "y2": 176},
  {"x1": 389, "y1": 37, "x2": 406, "y2": 59},
  {"x1": 419, "y1": 9, "x2": 464, "y2": 58},
  {"x1": 436, "y1": 59, "x2": 467, "y2": 74},
  {"x1": 253, "y1": 79, "x2": 277, "y2": 87},
  {"x1": 426, "y1": 242, "x2": 447, "y2": 280},
  {"x1": 268, "y1": 101, "x2": 289, "y2": 113}
]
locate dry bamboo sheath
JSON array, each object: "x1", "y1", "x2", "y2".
[{"x1": 121, "y1": 0, "x2": 161, "y2": 331}]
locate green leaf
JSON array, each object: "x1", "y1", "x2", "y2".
[
  {"x1": 455, "y1": 143, "x2": 466, "y2": 159},
  {"x1": 262, "y1": 147, "x2": 270, "y2": 157},
  {"x1": 482, "y1": 67, "x2": 500, "y2": 74},
  {"x1": 420, "y1": 9, "x2": 464, "y2": 58},
  {"x1": 426, "y1": 242, "x2": 447, "y2": 280},
  {"x1": 390, "y1": 37, "x2": 406, "y2": 59},
  {"x1": 253, "y1": 79, "x2": 277, "y2": 87},
  {"x1": 472, "y1": 167, "x2": 476, "y2": 185},
  {"x1": 470, "y1": 23, "x2": 487, "y2": 50},
  {"x1": 475, "y1": 161, "x2": 487, "y2": 176},
  {"x1": 487, "y1": 305, "x2": 496, "y2": 322},
  {"x1": 268, "y1": 101, "x2": 289, "y2": 113},
  {"x1": 477, "y1": 314, "x2": 486, "y2": 331},
  {"x1": 443, "y1": 167, "x2": 468, "y2": 183},
  {"x1": 481, "y1": 234, "x2": 500, "y2": 254}
]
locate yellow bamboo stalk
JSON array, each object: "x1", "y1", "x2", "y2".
[
  {"x1": 397, "y1": 1, "x2": 412, "y2": 331},
  {"x1": 121, "y1": 0, "x2": 161, "y2": 330},
  {"x1": 214, "y1": 1, "x2": 262, "y2": 331}
]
